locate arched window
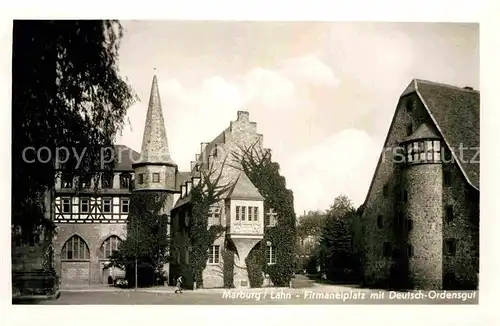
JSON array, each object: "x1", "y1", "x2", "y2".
[
  {"x1": 100, "y1": 235, "x2": 122, "y2": 259},
  {"x1": 61, "y1": 235, "x2": 89, "y2": 260}
]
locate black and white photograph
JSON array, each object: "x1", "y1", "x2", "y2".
[{"x1": 5, "y1": 4, "x2": 493, "y2": 321}]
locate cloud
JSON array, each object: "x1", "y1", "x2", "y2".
[
  {"x1": 279, "y1": 54, "x2": 340, "y2": 88},
  {"x1": 283, "y1": 129, "x2": 382, "y2": 213}
]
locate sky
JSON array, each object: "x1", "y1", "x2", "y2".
[{"x1": 115, "y1": 21, "x2": 479, "y2": 215}]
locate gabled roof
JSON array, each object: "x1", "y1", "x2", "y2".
[
  {"x1": 414, "y1": 79, "x2": 479, "y2": 189},
  {"x1": 227, "y1": 172, "x2": 264, "y2": 200},
  {"x1": 361, "y1": 78, "x2": 479, "y2": 210}
]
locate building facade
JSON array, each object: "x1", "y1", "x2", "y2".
[
  {"x1": 169, "y1": 110, "x2": 281, "y2": 289},
  {"x1": 360, "y1": 79, "x2": 479, "y2": 290},
  {"x1": 51, "y1": 75, "x2": 283, "y2": 287}
]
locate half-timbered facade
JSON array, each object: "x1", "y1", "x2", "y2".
[{"x1": 51, "y1": 145, "x2": 139, "y2": 286}]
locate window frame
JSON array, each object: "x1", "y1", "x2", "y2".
[
  {"x1": 207, "y1": 245, "x2": 220, "y2": 265},
  {"x1": 61, "y1": 235, "x2": 90, "y2": 261},
  {"x1": 102, "y1": 197, "x2": 112, "y2": 214}
]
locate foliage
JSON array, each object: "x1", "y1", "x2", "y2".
[
  {"x1": 232, "y1": 140, "x2": 297, "y2": 287},
  {"x1": 12, "y1": 20, "x2": 135, "y2": 244},
  {"x1": 188, "y1": 159, "x2": 234, "y2": 288},
  {"x1": 108, "y1": 192, "x2": 169, "y2": 287},
  {"x1": 318, "y1": 195, "x2": 362, "y2": 282}
]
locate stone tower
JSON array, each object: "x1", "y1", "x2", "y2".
[
  {"x1": 399, "y1": 122, "x2": 443, "y2": 289},
  {"x1": 133, "y1": 74, "x2": 177, "y2": 212}
]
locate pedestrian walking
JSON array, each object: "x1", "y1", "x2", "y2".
[{"x1": 174, "y1": 276, "x2": 183, "y2": 294}]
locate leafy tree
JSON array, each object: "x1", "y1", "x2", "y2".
[
  {"x1": 318, "y1": 195, "x2": 360, "y2": 282},
  {"x1": 12, "y1": 20, "x2": 135, "y2": 244},
  {"x1": 232, "y1": 141, "x2": 297, "y2": 287},
  {"x1": 108, "y1": 192, "x2": 170, "y2": 288},
  {"x1": 296, "y1": 210, "x2": 327, "y2": 272}
]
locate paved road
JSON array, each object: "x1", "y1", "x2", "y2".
[{"x1": 14, "y1": 285, "x2": 478, "y2": 305}]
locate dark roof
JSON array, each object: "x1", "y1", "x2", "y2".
[
  {"x1": 402, "y1": 121, "x2": 440, "y2": 143},
  {"x1": 414, "y1": 79, "x2": 480, "y2": 189},
  {"x1": 175, "y1": 171, "x2": 192, "y2": 191},
  {"x1": 113, "y1": 145, "x2": 141, "y2": 171},
  {"x1": 227, "y1": 172, "x2": 264, "y2": 200}
]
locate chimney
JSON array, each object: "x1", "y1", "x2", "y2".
[
  {"x1": 186, "y1": 181, "x2": 192, "y2": 194},
  {"x1": 181, "y1": 184, "x2": 186, "y2": 198},
  {"x1": 237, "y1": 110, "x2": 250, "y2": 122},
  {"x1": 190, "y1": 161, "x2": 195, "y2": 171}
]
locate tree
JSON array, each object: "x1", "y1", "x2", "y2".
[
  {"x1": 318, "y1": 195, "x2": 359, "y2": 282},
  {"x1": 108, "y1": 192, "x2": 170, "y2": 288},
  {"x1": 188, "y1": 159, "x2": 235, "y2": 288},
  {"x1": 12, "y1": 20, "x2": 135, "y2": 244},
  {"x1": 297, "y1": 210, "x2": 327, "y2": 272},
  {"x1": 232, "y1": 141, "x2": 297, "y2": 287}
]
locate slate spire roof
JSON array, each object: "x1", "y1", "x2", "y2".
[{"x1": 137, "y1": 75, "x2": 176, "y2": 166}]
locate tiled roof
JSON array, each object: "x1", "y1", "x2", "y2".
[
  {"x1": 175, "y1": 171, "x2": 192, "y2": 191},
  {"x1": 227, "y1": 172, "x2": 264, "y2": 200},
  {"x1": 415, "y1": 79, "x2": 480, "y2": 189}
]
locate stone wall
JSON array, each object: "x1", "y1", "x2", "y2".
[
  {"x1": 442, "y1": 158, "x2": 479, "y2": 289},
  {"x1": 53, "y1": 223, "x2": 127, "y2": 285},
  {"x1": 362, "y1": 93, "x2": 430, "y2": 286}
]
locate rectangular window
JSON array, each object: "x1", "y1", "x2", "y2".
[
  {"x1": 121, "y1": 198, "x2": 129, "y2": 213},
  {"x1": 266, "y1": 244, "x2": 276, "y2": 264},
  {"x1": 209, "y1": 206, "x2": 221, "y2": 225},
  {"x1": 80, "y1": 176, "x2": 91, "y2": 189},
  {"x1": 407, "y1": 218, "x2": 413, "y2": 232},
  {"x1": 253, "y1": 207, "x2": 258, "y2": 221},
  {"x1": 138, "y1": 173, "x2": 145, "y2": 185},
  {"x1": 80, "y1": 198, "x2": 90, "y2": 213},
  {"x1": 62, "y1": 198, "x2": 71, "y2": 213},
  {"x1": 102, "y1": 198, "x2": 112, "y2": 213},
  {"x1": 152, "y1": 173, "x2": 160, "y2": 183},
  {"x1": 247, "y1": 207, "x2": 252, "y2": 221},
  {"x1": 62, "y1": 173, "x2": 73, "y2": 188},
  {"x1": 102, "y1": 173, "x2": 113, "y2": 189},
  {"x1": 120, "y1": 174, "x2": 131, "y2": 189},
  {"x1": 445, "y1": 205, "x2": 454, "y2": 223},
  {"x1": 241, "y1": 206, "x2": 246, "y2": 221},
  {"x1": 377, "y1": 215, "x2": 383, "y2": 228},
  {"x1": 406, "y1": 123, "x2": 413, "y2": 136},
  {"x1": 235, "y1": 206, "x2": 240, "y2": 221},
  {"x1": 443, "y1": 168, "x2": 451, "y2": 186},
  {"x1": 445, "y1": 239, "x2": 456, "y2": 256},
  {"x1": 208, "y1": 245, "x2": 220, "y2": 264},
  {"x1": 383, "y1": 242, "x2": 391, "y2": 257},
  {"x1": 407, "y1": 245, "x2": 413, "y2": 258}
]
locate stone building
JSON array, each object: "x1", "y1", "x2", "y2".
[
  {"x1": 360, "y1": 79, "x2": 479, "y2": 290},
  {"x1": 169, "y1": 110, "x2": 281, "y2": 289},
  {"x1": 51, "y1": 75, "x2": 283, "y2": 287}
]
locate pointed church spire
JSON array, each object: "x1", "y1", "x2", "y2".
[{"x1": 138, "y1": 74, "x2": 176, "y2": 166}]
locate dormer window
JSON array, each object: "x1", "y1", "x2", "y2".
[
  {"x1": 79, "y1": 175, "x2": 91, "y2": 189},
  {"x1": 102, "y1": 173, "x2": 113, "y2": 189},
  {"x1": 120, "y1": 173, "x2": 131, "y2": 189},
  {"x1": 61, "y1": 172, "x2": 73, "y2": 188}
]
